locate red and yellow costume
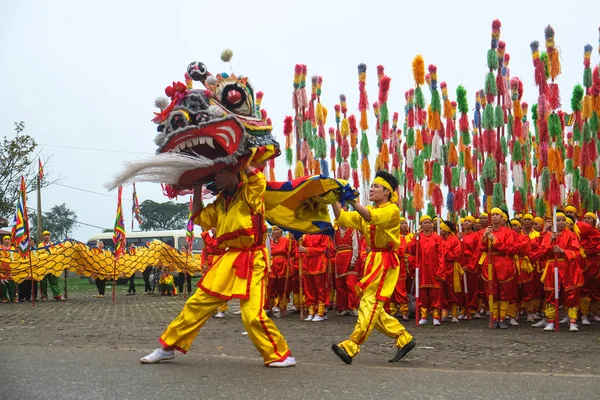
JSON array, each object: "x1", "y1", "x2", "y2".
[
  {"x1": 576, "y1": 218, "x2": 600, "y2": 318},
  {"x1": 388, "y1": 234, "x2": 410, "y2": 317},
  {"x1": 335, "y1": 200, "x2": 413, "y2": 358},
  {"x1": 333, "y1": 227, "x2": 359, "y2": 312},
  {"x1": 299, "y1": 233, "x2": 329, "y2": 317},
  {"x1": 159, "y1": 271, "x2": 178, "y2": 296},
  {"x1": 408, "y1": 218, "x2": 445, "y2": 321},
  {"x1": 268, "y1": 233, "x2": 294, "y2": 311},
  {"x1": 477, "y1": 211, "x2": 517, "y2": 322},
  {"x1": 442, "y1": 229, "x2": 464, "y2": 319},
  {"x1": 461, "y1": 222, "x2": 481, "y2": 316},
  {"x1": 160, "y1": 170, "x2": 290, "y2": 365},
  {"x1": 539, "y1": 227, "x2": 584, "y2": 321},
  {"x1": 511, "y1": 226, "x2": 532, "y2": 318}
]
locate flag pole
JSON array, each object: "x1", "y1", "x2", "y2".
[
  {"x1": 112, "y1": 256, "x2": 116, "y2": 304},
  {"x1": 36, "y1": 160, "x2": 43, "y2": 304},
  {"x1": 29, "y1": 243, "x2": 35, "y2": 307},
  {"x1": 184, "y1": 250, "x2": 189, "y2": 300}
]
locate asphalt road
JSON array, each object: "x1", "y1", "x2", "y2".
[{"x1": 2, "y1": 345, "x2": 597, "y2": 400}]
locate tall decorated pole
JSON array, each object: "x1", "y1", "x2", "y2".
[
  {"x1": 427, "y1": 64, "x2": 444, "y2": 233},
  {"x1": 358, "y1": 63, "x2": 371, "y2": 205},
  {"x1": 112, "y1": 186, "x2": 126, "y2": 304},
  {"x1": 339, "y1": 95, "x2": 352, "y2": 181},
  {"x1": 184, "y1": 196, "x2": 194, "y2": 299}
]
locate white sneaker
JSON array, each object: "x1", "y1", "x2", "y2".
[
  {"x1": 304, "y1": 314, "x2": 314, "y2": 321},
  {"x1": 140, "y1": 348, "x2": 174, "y2": 364},
  {"x1": 312, "y1": 315, "x2": 324, "y2": 322},
  {"x1": 268, "y1": 356, "x2": 296, "y2": 368},
  {"x1": 337, "y1": 309, "x2": 350, "y2": 316},
  {"x1": 214, "y1": 311, "x2": 225, "y2": 318},
  {"x1": 289, "y1": 305, "x2": 298, "y2": 313},
  {"x1": 526, "y1": 314, "x2": 535, "y2": 322},
  {"x1": 509, "y1": 318, "x2": 520, "y2": 327},
  {"x1": 473, "y1": 312, "x2": 482, "y2": 319},
  {"x1": 543, "y1": 322, "x2": 555, "y2": 331},
  {"x1": 592, "y1": 315, "x2": 600, "y2": 322},
  {"x1": 533, "y1": 312, "x2": 543, "y2": 320},
  {"x1": 532, "y1": 319, "x2": 547, "y2": 328},
  {"x1": 418, "y1": 318, "x2": 428, "y2": 325},
  {"x1": 581, "y1": 316, "x2": 590, "y2": 325},
  {"x1": 441, "y1": 316, "x2": 449, "y2": 322},
  {"x1": 458, "y1": 314, "x2": 465, "y2": 320},
  {"x1": 558, "y1": 316, "x2": 569, "y2": 324},
  {"x1": 272, "y1": 307, "x2": 281, "y2": 318},
  {"x1": 451, "y1": 317, "x2": 459, "y2": 323},
  {"x1": 569, "y1": 323, "x2": 579, "y2": 332},
  {"x1": 433, "y1": 319, "x2": 441, "y2": 326},
  {"x1": 350, "y1": 309, "x2": 358, "y2": 317},
  {"x1": 233, "y1": 310, "x2": 242, "y2": 315}
]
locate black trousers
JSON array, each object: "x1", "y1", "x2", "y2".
[
  {"x1": 128, "y1": 275, "x2": 136, "y2": 293},
  {"x1": 95, "y1": 278, "x2": 105, "y2": 296},
  {"x1": 18, "y1": 280, "x2": 37, "y2": 301},
  {"x1": 143, "y1": 266, "x2": 153, "y2": 292},
  {"x1": 177, "y1": 272, "x2": 193, "y2": 294}
]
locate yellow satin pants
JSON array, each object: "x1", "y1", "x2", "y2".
[
  {"x1": 160, "y1": 268, "x2": 290, "y2": 364},
  {"x1": 338, "y1": 278, "x2": 413, "y2": 358}
]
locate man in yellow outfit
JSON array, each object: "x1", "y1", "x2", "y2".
[
  {"x1": 330, "y1": 171, "x2": 415, "y2": 364},
  {"x1": 140, "y1": 162, "x2": 295, "y2": 367}
]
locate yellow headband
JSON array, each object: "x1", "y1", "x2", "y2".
[
  {"x1": 491, "y1": 207, "x2": 508, "y2": 221},
  {"x1": 534, "y1": 217, "x2": 545, "y2": 225},
  {"x1": 523, "y1": 213, "x2": 534, "y2": 220},
  {"x1": 510, "y1": 219, "x2": 522, "y2": 227},
  {"x1": 373, "y1": 176, "x2": 399, "y2": 203},
  {"x1": 420, "y1": 215, "x2": 432, "y2": 224},
  {"x1": 564, "y1": 205, "x2": 577, "y2": 214},
  {"x1": 556, "y1": 212, "x2": 566, "y2": 219},
  {"x1": 2, "y1": 235, "x2": 11, "y2": 240},
  {"x1": 464, "y1": 216, "x2": 476, "y2": 223},
  {"x1": 584, "y1": 212, "x2": 597, "y2": 221},
  {"x1": 480, "y1": 212, "x2": 488, "y2": 218},
  {"x1": 475, "y1": 218, "x2": 480, "y2": 223},
  {"x1": 440, "y1": 221, "x2": 452, "y2": 233},
  {"x1": 399, "y1": 216, "x2": 407, "y2": 222},
  {"x1": 42, "y1": 230, "x2": 50, "y2": 235}
]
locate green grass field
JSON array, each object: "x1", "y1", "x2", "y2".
[{"x1": 55, "y1": 275, "x2": 200, "y2": 295}]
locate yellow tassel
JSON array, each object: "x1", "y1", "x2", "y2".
[
  {"x1": 360, "y1": 110, "x2": 368, "y2": 131},
  {"x1": 585, "y1": 165, "x2": 595, "y2": 181},
  {"x1": 316, "y1": 103, "x2": 324, "y2": 124},
  {"x1": 381, "y1": 143, "x2": 389, "y2": 164},
  {"x1": 465, "y1": 148, "x2": 472, "y2": 172},
  {"x1": 413, "y1": 183, "x2": 424, "y2": 211},
  {"x1": 549, "y1": 51, "x2": 561, "y2": 80},
  {"x1": 350, "y1": 132, "x2": 357, "y2": 148},
  {"x1": 294, "y1": 160, "x2": 304, "y2": 178},
  {"x1": 416, "y1": 129, "x2": 424, "y2": 151},
  {"x1": 448, "y1": 142, "x2": 458, "y2": 166},
  {"x1": 513, "y1": 100, "x2": 523, "y2": 120},
  {"x1": 412, "y1": 55, "x2": 425, "y2": 86},
  {"x1": 341, "y1": 118, "x2": 350, "y2": 137},
  {"x1": 313, "y1": 159, "x2": 321, "y2": 175},
  {"x1": 443, "y1": 100, "x2": 453, "y2": 120},
  {"x1": 323, "y1": 107, "x2": 328, "y2": 123},
  {"x1": 427, "y1": 105, "x2": 433, "y2": 128},
  {"x1": 548, "y1": 147, "x2": 557, "y2": 174},
  {"x1": 375, "y1": 154, "x2": 383, "y2": 171},
  {"x1": 427, "y1": 180, "x2": 435, "y2": 198},
  {"x1": 583, "y1": 96, "x2": 593, "y2": 120},
  {"x1": 361, "y1": 158, "x2": 371, "y2": 182},
  {"x1": 595, "y1": 97, "x2": 600, "y2": 116}
]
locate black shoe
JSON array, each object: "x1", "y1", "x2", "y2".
[
  {"x1": 498, "y1": 321, "x2": 508, "y2": 329},
  {"x1": 331, "y1": 344, "x2": 353, "y2": 365},
  {"x1": 389, "y1": 339, "x2": 416, "y2": 362},
  {"x1": 493, "y1": 321, "x2": 500, "y2": 329}
]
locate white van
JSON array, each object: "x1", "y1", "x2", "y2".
[{"x1": 86, "y1": 229, "x2": 204, "y2": 254}]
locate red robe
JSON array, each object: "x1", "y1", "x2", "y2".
[
  {"x1": 461, "y1": 231, "x2": 480, "y2": 272},
  {"x1": 408, "y1": 232, "x2": 445, "y2": 288},
  {"x1": 300, "y1": 234, "x2": 328, "y2": 275},
  {"x1": 269, "y1": 236, "x2": 293, "y2": 279},
  {"x1": 515, "y1": 232, "x2": 533, "y2": 284},
  {"x1": 577, "y1": 221, "x2": 600, "y2": 279},
  {"x1": 478, "y1": 226, "x2": 517, "y2": 283},
  {"x1": 539, "y1": 229, "x2": 584, "y2": 292},
  {"x1": 443, "y1": 234, "x2": 463, "y2": 298},
  {"x1": 333, "y1": 228, "x2": 358, "y2": 277}
]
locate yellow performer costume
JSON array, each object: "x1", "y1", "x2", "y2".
[
  {"x1": 331, "y1": 175, "x2": 414, "y2": 364},
  {"x1": 159, "y1": 169, "x2": 291, "y2": 365}
]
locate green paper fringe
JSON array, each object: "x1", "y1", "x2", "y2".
[
  {"x1": 541, "y1": 168, "x2": 550, "y2": 192},
  {"x1": 474, "y1": 180, "x2": 481, "y2": 197},
  {"x1": 451, "y1": 167, "x2": 460, "y2": 188},
  {"x1": 565, "y1": 158, "x2": 573, "y2": 174},
  {"x1": 415, "y1": 87, "x2": 425, "y2": 109},
  {"x1": 483, "y1": 104, "x2": 495, "y2": 130},
  {"x1": 432, "y1": 161, "x2": 442, "y2": 184},
  {"x1": 285, "y1": 147, "x2": 293, "y2": 166},
  {"x1": 548, "y1": 113, "x2": 561, "y2": 140},
  {"x1": 512, "y1": 142, "x2": 522, "y2": 162},
  {"x1": 531, "y1": 104, "x2": 538, "y2": 124},
  {"x1": 461, "y1": 130, "x2": 471, "y2": 146},
  {"x1": 485, "y1": 72, "x2": 497, "y2": 98},
  {"x1": 360, "y1": 131, "x2": 370, "y2": 156},
  {"x1": 500, "y1": 136, "x2": 508, "y2": 157},
  {"x1": 590, "y1": 112, "x2": 599, "y2": 133},
  {"x1": 431, "y1": 90, "x2": 442, "y2": 113},
  {"x1": 468, "y1": 194, "x2": 476, "y2": 214},
  {"x1": 427, "y1": 203, "x2": 435, "y2": 219},
  {"x1": 540, "y1": 52, "x2": 549, "y2": 78},
  {"x1": 571, "y1": 84, "x2": 584, "y2": 111},
  {"x1": 487, "y1": 49, "x2": 499, "y2": 70},
  {"x1": 494, "y1": 105, "x2": 504, "y2": 128},
  {"x1": 573, "y1": 123, "x2": 581, "y2": 143},
  {"x1": 584, "y1": 68, "x2": 592, "y2": 89},
  {"x1": 350, "y1": 149, "x2": 358, "y2": 169},
  {"x1": 482, "y1": 156, "x2": 497, "y2": 181},
  {"x1": 456, "y1": 85, "x2": 468, "y2": 114},
  {"x1": 414, "y1": 154, "x2": 425, "y2": 181},
  {"x1": 492, "y1": 183, "x2": 504, "y2": 207},
  {"x1": 407, "y1": 128, "x2": 415, "y2": 148}
]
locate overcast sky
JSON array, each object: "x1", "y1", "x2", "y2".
[{"x1": 1, "y1": 0, "x2": 599, "y2": 241}]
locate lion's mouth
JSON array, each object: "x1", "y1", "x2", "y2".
[{"x1": 159, "y1": 117, "x2": 244, "y2": 159}]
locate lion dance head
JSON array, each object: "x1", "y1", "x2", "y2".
[{"x1": 107, "y1": 53, "x2": 280, "y2": 196}]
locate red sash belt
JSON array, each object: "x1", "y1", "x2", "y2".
[
  {"x1": 230, "y1": 245, "x2": 266, "y2": 278},
  {"x1": 370, "y1": 247, "x2": 399, "y2": 270}
]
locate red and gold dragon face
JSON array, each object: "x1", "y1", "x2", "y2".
[{"x1": 107, "y1": 59, "x2": 280, "y2": 195}]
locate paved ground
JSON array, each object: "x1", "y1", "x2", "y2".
[{"x1": 1, "y1": 290, "x2": 599, "y2": 399}]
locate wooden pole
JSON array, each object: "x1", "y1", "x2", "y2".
[
  {"x1": 112, "y1": 256, "x2": 117, "y2": 304},
  {"x1": 298, "y1": 237, "x2": 305, "y2": 321},
  {"x1": 29, "y1": 245, "x2": 35, "y2": 307}
]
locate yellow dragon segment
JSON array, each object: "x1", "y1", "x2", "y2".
[{"x1": 0, "y1": 240, "x2": 203, "y2": 284}]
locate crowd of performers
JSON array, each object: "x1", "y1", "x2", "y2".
[{"x1": 214, "y1": 204, "x2": 599, "y2": 333}]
